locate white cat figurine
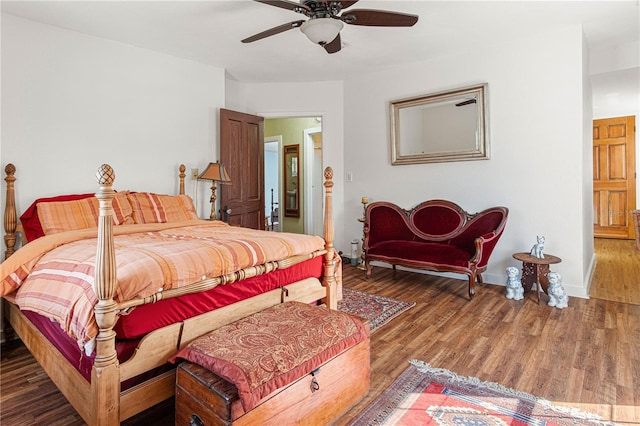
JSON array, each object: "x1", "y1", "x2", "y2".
[
  {"x1": 530, "y1": 235, "x2": 545, "y2": 258},
  {"x1": 547, "y1": 272, "x2": 568, "y2": 309},
  {"x1": 505, "y1": 266, "x2": 524, "y2": 300}
]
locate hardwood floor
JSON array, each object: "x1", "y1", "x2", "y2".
[
  {"x1": 2, "y1": 242, "x2": 639, "y2": 425},
  {"x1": 336, "y1": 265, "x2": 639, "y2": 426},
  {"x1": 589, "y1": 238, "x2": 640, "y2": 304}
]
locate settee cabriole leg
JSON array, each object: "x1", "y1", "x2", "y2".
[
  {"x1": 365, "y1": 261, "x2": 371, "y2": 280},
  {"x1": 468, "y1": 273, "x2": 476, "y2": 300}
]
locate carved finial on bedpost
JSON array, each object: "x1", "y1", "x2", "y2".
[
  {"x1": 4, "y1": 164, "x2": 17, "y2": 260},
  {"x1": 92, "y1": 164, "x2": 120, "y2": 425},
  {"x1": 322, "y1": 167, "x2": 337, "y2": 309},
  {"x1": 179, "y1": 164, "x2": 186, "y2": 195}
]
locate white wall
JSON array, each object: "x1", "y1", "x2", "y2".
[
  {"x1": 1, "y1": 14, "x2": 226, "y2": 220},
  {"x1": 225, "y1": 79, "x2": 345, "y2": 251},
  {"x1": 2, "y1": 14, "x2": 605, "y2": 299},
  {"x1": 343, "y1": 26, "x2": 592, "y2": 297},
  {"x1": 590, "y1": 41, "x2": 639, "y2": 75}
]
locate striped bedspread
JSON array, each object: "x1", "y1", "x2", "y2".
[{"x1": 0, "y1": 220, "x2": 326, "y2": 350}]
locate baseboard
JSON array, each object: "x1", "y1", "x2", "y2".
[
  {"x1": 368, "y1": 262, "x2": 592, "y2": 300},
  {"x1": 583, "y1": 252, "x2": 597, "y2": 298}
]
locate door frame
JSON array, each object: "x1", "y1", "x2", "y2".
[
  {"x1": 304, "y1": 126, "x2": 322, "y2": 236},
  {"x1": 264, "y1": 135, "x2": 283, "y2": 230}
]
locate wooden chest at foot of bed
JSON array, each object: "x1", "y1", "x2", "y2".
[
  {"x1": 176, "y1": 340, "x2": 369, "y2": 425},
  {"x1": 174, "y1": 302, "x2": 370, "y2": 426}
]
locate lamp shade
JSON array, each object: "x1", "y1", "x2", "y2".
[
  {"x1": 300, "y1": 18, "x2": 343, "y2": 45},
  {"x1": 198, "y1": 162, "x2": 231, "y2": 183}
]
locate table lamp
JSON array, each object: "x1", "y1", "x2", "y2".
[{"x1": 198, "y1": 162, "x2": 231, "y2": 220}]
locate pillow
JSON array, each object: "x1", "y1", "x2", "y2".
[
  {"x1": 36, "y1": 192, "x2": 134, "y2": 236},
  {"x1": 127, "y1": 193, "x2": 198, "y2": 224},
  {"x1": 20, "y1": 193, "x2": 94, "y2": 241}
]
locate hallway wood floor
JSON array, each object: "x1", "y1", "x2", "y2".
[
  {"x1": 589, "y1": 238, "x2": 640, "y2": 305},
  {"x1": 1, "y1": 241, "x2": 638, "y2": 425}
]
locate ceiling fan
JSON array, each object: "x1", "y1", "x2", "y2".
[{"x1": 241, "y1": 0, "x2": 419, "y2": 54}]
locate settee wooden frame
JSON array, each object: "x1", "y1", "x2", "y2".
[{"x1": 2, "y1": 163, "x2": 338, "y2": 425}]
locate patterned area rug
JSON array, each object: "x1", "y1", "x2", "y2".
[
  {"x1": 338, "y1": 288, "x2": 415, "y2": 333},
  {"x1": 349, "y1": 360, "x2": 612, "y2": 426}
]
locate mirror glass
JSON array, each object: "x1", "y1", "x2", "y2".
[
  {"x1": 283, "y1": 144, "x2": 300, "y2": 217},
  {"x1": 390, "y1": 83, "x2": 489, "y2": 165}
]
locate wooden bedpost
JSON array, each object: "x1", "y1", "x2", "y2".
[
  {"x1": 179, "y1": 164, "x2": 186, "y2": 195},
  {"x1": 4, "y1": 164, "x2": 17, "y2": 260},
  {"x1": 92, "y1": 164, "x2": 120, "y2": 426},
  {"x1": 322, "y1": 167, "x2": 337, "y2": 310}
]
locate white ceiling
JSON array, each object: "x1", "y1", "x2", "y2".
[{"x1": 2, "y1": 1, "x2": 639, "y2": 83}]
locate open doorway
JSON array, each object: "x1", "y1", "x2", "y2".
[
  {"x1": 590, "y1": 64, "x2": 639, "y2": 303},
  {"x1": 263, "y1": 117, "x2": 323, "y2": 236},
  {"x1": 590, "y1": 116, "x2": 638, "y2": 305}
]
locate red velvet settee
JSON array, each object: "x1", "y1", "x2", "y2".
[{"x1": 363, "y1": 200, "x2": 508, "y2": 299}]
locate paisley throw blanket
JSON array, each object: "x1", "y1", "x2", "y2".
[{"x1": 171, "y1": 301, "x2": 368, "y2": 411}]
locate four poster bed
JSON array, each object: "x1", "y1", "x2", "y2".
[{"x1": 0, "y1": 163, "x2": 340, "y2": 425}]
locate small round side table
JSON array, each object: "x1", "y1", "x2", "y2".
[{"x1": 512, "y1": 252, "x2": 562, "y2": 304}]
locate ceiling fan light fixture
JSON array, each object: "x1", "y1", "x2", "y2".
[{"x1": 300, "y1": 18, "x2": 343, "y2": 45}]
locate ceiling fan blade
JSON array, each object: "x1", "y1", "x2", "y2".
[
  {"x1": 341, "y1": 9, "x2": 419, "y2": 27},
  {"x1": 242, "y1": 20, "x2": 305, "y2": 43},
  {"x1": 323, "y1": 33, "x2": 342, "y2": 54},
  {"x1": 253, "y1": 0, "x2": 310, "y2": 12},
  {"x1": 339, "y1": 1, "x2": 360, "y2": 9}
]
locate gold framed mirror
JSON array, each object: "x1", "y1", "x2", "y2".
[
  {"x1": 284, "y1": 144, "x2": 300, "y2": 217},
  {"x1": 390, "y1": 83, "x2": 489, "y2": 165}
]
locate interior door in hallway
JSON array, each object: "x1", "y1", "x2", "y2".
[
  {"x1": 220, "y1": 108, "x2": 264, "y2": 229},
  {"x1": 593, "y1": 115, "x2": 636, "y2": 239}
]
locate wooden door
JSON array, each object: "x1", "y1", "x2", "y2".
[
  {"x1": 219, "y1": 109, "x2": 264, "y2": 229},
  {"x1": 593, "y1": 116, "x2": 636, "y2": 239}
]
